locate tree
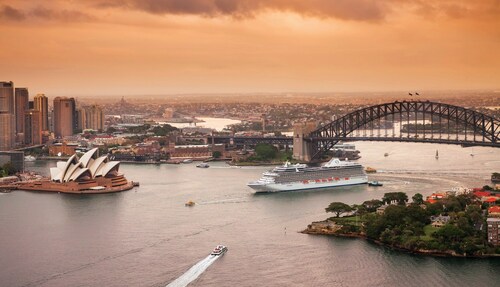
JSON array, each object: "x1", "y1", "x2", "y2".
[
  {"x1": 325, "y1": 202, "x2": 354, "y2": 218},
  {"x1": 382, "y1": 192, "x2": 408, "y2": 205},
  {"x1": 255, "y1": 143, "x2": 278, "y2": 161},
  {"x1": 1, "y1": 162, "x2": 15, "y2": 176},
  {"x1": 213, "y1": 151, "x2": 222, "y2": 159},
  {"x1": 412, "y1": 193, "x2": 424, "y2": 205},
  {"x1": 362, "y1": 199, "x2": 383, "y2": 212},
  {"x1": 433, "y1": 224, "x2": 465, "y2": 244}
]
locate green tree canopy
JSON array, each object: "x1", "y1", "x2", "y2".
[
  {"x1": 412, "y1": 193, "x2": 424, "y2": 205},
  {"x1": 325, "y1": 202, "x2": 354, "y2": 218},
  {"x1": 151, "y1": 124, "x2": 177, "y2": 136},
  {"x1": 255, "y1": 143, "x2": 278, "y2": 160},
  {"x1": 382, "y1": 192, "x2": 408, "y2": 205},
  {"x1": 362, "y1": 199, "x2": 384, "y2": 212},
  {"x1": 433, "y1": 224, "x2": 466, "y2": 244}
]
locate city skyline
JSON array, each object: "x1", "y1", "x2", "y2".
[{"x1": 0, "y1": 0, "x2": 499, "y2": 95}]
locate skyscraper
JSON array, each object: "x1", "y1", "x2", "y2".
[
  {"x1": 76, "y1": 108, "x2": 86, "y2": 131},
  {"x1": 0, "y1": 81, "x2": 15, "y2": 150},
  {"x1": 34, "y1": 94, "x2": 49, "y2": 131},
  {"x1": 15, "y1": 87, "x2": 29, "y2": 142},
  {"x1": 53, "y1": 97, "x2": 76, "y2": 138},
  {"x1": 84, "y1": 105, "x2": 104, "y2": 131},
  {"x1": 24, "y1": 109, "x2": 42, "y2": 145}
]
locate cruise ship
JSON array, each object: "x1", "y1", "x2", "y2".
[{"x1": 247, "y1": 158, "x2": 368, "y2": 193}]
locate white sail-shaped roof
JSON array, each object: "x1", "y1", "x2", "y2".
[
  {"x1": 79, "y1": 148, "x2": 98, "y2": 168},
  {"x1": 50, "y1": 167, "x2": 62, "y2": 182},
  {"x1": 63, "y1": 162, "x2": 83, "y2": 182},
  {"x1": 89, "y1": 156, "x2": 108, "y2": 177},
  {"x1": 69, "y1": 168, "x2": 92, "y2": 181},
  {"x1": 97, "y1": 161, "x2": 120, "y2": 177},
  {"x1": 49, "y1": 150, "x2": 121, "y2": 183}
]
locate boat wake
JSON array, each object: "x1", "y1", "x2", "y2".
[
  {"x1": 166, "y1": 255, "x2": 219, "y2": 287},
  {"x1": 197, "y1": 197, "x2": 248, "y2": 205}
]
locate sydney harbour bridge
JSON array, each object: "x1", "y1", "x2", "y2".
[{"x1": 210, "y1": 100, "x2": 499, "y2": 162}]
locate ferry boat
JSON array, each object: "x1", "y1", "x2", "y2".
[
  {"x1": 247, "y1": 158, "x2": 368, "y2": 193},
  {"x1": 211, "y1": 245, "x2": 228, "y2": 256}
]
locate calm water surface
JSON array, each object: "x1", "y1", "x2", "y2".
[{"x1": 1, "y1": 142, "x2": 499, "y2": 287}]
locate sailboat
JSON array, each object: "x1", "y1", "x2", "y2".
[{"x1": 435, "y1": 150, "x2": 439, "y2": 159}]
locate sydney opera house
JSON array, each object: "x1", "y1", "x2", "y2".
[{"x1": 18, "y1": 148, "x2": 134, "y2": 194}]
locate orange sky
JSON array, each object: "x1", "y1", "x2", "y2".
[{"x1": 0, "y1": 0, "x2": 499, "y2": 95}]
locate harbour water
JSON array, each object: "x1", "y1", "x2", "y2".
[
  {"x1": 1, "y1": 142, "x2": 500, "y2": 286},
  {"x1": 167, "y1": 117, "x2": 242, "y2": 131}
]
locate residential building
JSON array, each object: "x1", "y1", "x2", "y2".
[
  {"x1": 0, "y1": 81, "x2": 15, "y2": 150},
  {"x1": 487, "y1": 218, "x2": 500, "y2": 246},
  {"x1": 14, "y1": 87, "x2": 29, "y2": 142},
  {"x1": 84, "y1": 105, "x2": 104, "y2": 131},
  {"x1": 34, "y1": 94, "x2": 49, "y2": 131},
  {"x1": 488, "y1": 206, "x2": 500, "y2": 218},
  {"x1": 24, "y1": 109, "x2": 42, "y2": 145},
  {"x1": 53, "y1": 97, "x2": 76, "y2": 138}
]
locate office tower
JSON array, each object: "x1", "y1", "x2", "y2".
[
  {"x1": 34, "y1": 94, "x2": 49, "y2": 131},
  {"x1": 24, "y1": 109, "x2": 42, "y2": 145},
  {"x1": 15, "y1": 88, "x2": 29, "y2": 142},
  {"x1": 85, "y1": 105, "x2": 104, "y2": 131},
  {"x1": 76, "y1": 108, "x2": 86, "y2": 131},
  {"x1": 0, "y1": 81, "x2": 15, "y2": 150},
  {"x1": 53, "y1": 97, "x2": 76, "y2": 138}
]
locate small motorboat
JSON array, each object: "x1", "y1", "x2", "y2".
[
  {"x1": 368, "y1": 181, "x2": 383, "y2": 187},
  {"x1": 185, "y1": 200, "x2": 195, "y2": 207},
  {"x1": 196, "y1": 163, "x2": 210, "y2": 168},
  {"x1": 384, "y1": 153, "x2": 389, "y2": 157},
  {"x1": 365, "y1": 167, "x2": 377, "y2": 173},
  {"x1": 182, "y1": 159, "x2": 193, "y2": 163},
  {"x1": 210, "y1": 245, "x2": 228, "y2": 256},
  {"x1": 24, "y1": 155, "x2": 36, "y2": 162}
]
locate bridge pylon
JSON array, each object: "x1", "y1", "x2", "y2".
[{"x1": 293, "y1": 121, "x2": 317, "y2": 162}]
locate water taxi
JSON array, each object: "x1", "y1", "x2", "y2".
[
  {"x1": 210, "y1": 245, "x2": 228, "y2": 256},
  {"x1": 368, "y1": 181, "x2": 383, "y2": 187}
]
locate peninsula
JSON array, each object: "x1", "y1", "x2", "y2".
[{"x1": 302, "y1": 191, "x2": 500, "y2": 257}]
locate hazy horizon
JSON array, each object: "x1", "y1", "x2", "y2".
[{"x1": 1, "y1": 0, "x2": 499, "y2": 95}]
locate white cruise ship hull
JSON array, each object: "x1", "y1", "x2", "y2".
[{"x1": 248, "y1": 175, "x2": 368, "y2": 193}]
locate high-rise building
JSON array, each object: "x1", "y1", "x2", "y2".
[
  {"x1": 34, "y1": 94, "x2": 49, "y2": 131},
  {"x1": 0, "y1": 81, "x2": 15, "y2": 151},
  {"x1": 84, "y1": 105, "x2": 104, "y2": 131},
  {"x1": 24, "y1": 109, "x2": 42, "y2": 145},
  {"x1": 76, "y1": 108, "x2": 86, "y2": 131},
  {"x1": 15, "y1": 88, "x2": 29, "y2": 142},
  {"x1": 53, "y1": 97, "x2": 76, "y2": 138}
]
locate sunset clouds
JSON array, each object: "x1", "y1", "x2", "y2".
[{"x1": 0, "y1": 0, "x2": 498, "y2": 95}]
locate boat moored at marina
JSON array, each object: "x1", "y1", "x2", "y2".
[{"x1": 248, "y1": 158, "x2": 368, "y2": 193}]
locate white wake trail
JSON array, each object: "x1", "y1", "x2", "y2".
[{"x1": 166, "y1": 255, "x2": 219, "y2": 287}]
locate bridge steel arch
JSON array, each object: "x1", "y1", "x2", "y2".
[{"x1": 306, "y1": 101, "x2": 500, "y2": 160}]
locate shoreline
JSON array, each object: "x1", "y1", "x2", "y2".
[{"x1": 301, "y1": 220, "x2": 500, "y2": 258}]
